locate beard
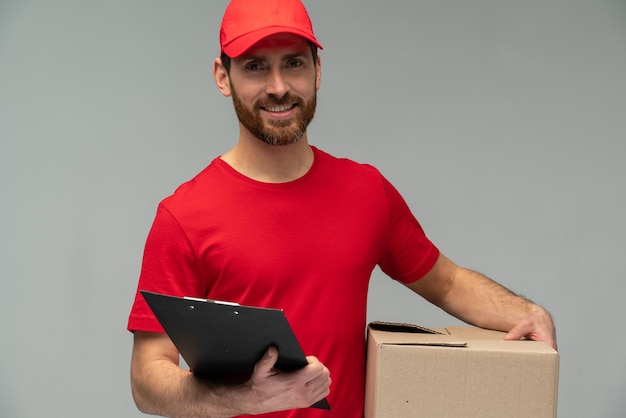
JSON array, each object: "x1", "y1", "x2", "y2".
[{"x1": 231, "y1": 86, "x2": 317, "y2": 146}]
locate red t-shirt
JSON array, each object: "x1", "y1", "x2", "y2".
[{"x1": 128, "y1": 146, "x2": 439, "y2": 418}]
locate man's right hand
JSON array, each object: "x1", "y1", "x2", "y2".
[
  {"x1": 241, "y1": 346, "x2": 331, "y2": 414},
  {"x1": 131, "y1": 332, "x2": 331, "y2": 417}
]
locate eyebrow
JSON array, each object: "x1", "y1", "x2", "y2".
[{"x1": 238, "y1": 51, "x2": 310, "y2": 63}]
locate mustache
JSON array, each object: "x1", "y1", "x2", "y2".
[{"x1": 256, "y1": 93, "x2": 303, "y2": 109}]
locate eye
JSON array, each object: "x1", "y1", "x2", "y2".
[
  {"x1": 244, "y1": 61, "x2": 264, "y2": 72},
  {"x1": 286, "y1": 59, "x2": 304, "y2": 69}
]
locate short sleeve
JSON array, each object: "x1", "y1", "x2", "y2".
[
  {"x1": 127, "y1": 204, "x2": 204, "y2": 332},
  {"x1": 377, "y1": 177, "x2": 440, "y2": 284}
]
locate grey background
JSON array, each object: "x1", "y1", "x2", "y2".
[{"x1": 1, "y1": 0, "x2": 625, "y2": 417}]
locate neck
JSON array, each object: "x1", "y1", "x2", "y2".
[{"x1": 221, "y1": 129, "x2": 314, "y2": 183}]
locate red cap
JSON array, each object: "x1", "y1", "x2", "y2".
[{"x1": 220, "y1": 0, "x2": 323, "y2": 58}]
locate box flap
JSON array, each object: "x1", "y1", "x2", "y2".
[
  {"x1": 369, "y1": 320, "x2": 444, "y2": 334},
  {"x1": 368, "y1": 323, "x2": 467, "y2": 347}
]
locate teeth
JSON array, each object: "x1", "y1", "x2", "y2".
[{"x1": 265, "y1": 105, "x2": 292, "y2": 112}]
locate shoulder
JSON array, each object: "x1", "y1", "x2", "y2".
[
  {"x1": 158, "y1": 158, "x2": 226, "y2": 214},
  {"x1": 312, "y1": 146, "x2": 384, "y2": 181},
  {"x1": 312, "y1": 148, "x2": 411, "y2": 210}
]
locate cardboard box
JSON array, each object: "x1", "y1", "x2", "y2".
[{"x1": 365, "y1": 323, "x2": 559, "y2": 418}]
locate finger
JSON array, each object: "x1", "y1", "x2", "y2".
[
  {"x1": 306, "y1": 369, "x2": 331, "y2": 393},
  {"x1": 504, "y1": 321, "x2": 558, "y2": 350},
  {"x1": 504, "y1": 320, "x2": 537, "y2": 341},
  {"x1": 503, "y1": 321, "x2": 529, "y2": 342},
  {"x1": 301, "y1": 357, "x2": 330, "y2": 381},
  {"x1": 302, "y1": 366, "x2": 331, "y2": 405},
  {"x1": 307, "y1": 381, "x2": 331, "y2": 405},
  {"x1": 305, "y1": 355, "x2": 320, "y2": 365}
]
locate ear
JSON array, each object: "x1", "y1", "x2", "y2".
[
  {"x1": 315, "y1": 53, "x2": 322, "y2": 91},
  {"x1": 213, "y1": 58, "x2": 232, "y2": 97}
]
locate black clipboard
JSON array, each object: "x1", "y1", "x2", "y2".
[{"x1": 140, "y1": 290, "x2": 330, "y2": 410}]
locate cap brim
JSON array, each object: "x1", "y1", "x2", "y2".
[{"x1": 222, "y1": 26, "x2": 323, "y2": 58}]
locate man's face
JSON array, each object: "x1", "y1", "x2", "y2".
[{"x1": 225, "y1": 34, "x2": 320, "y2": 146}]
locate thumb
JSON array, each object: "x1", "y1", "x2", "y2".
[{"x1": 254, "y1": 346, "x2": 279, "y2": 375}]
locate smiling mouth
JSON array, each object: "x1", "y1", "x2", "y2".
[{"x1": 261, "y1": 104, "x2": 297, "y2": 113}]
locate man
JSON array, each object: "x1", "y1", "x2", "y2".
[{"x1": 127, "y1": 0, "x2": 557, "y2": 417}]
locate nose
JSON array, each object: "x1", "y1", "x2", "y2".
[{"x1": 265, "y1": 68, "x2": 288, "y2": 98}]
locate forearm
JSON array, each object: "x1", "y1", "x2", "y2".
[
  {"x1": 130, "y1": 331, "x2": 255, "y2": 418},
  {"x1": 408, "y1": 254, "x2": 557, "y2": 348},
  {"x1": 441, "y1": 267, "x2": 543, "y2": 332},
  {"x1": 131, "y1": 358, "x2": 247, "y2": 418}
]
